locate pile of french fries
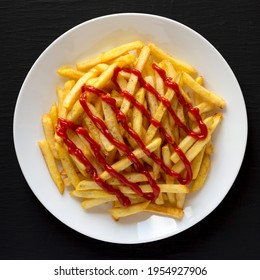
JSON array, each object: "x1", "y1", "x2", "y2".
[{"x1": 38, "y1": 41, "x2": 225, "y2": 221}]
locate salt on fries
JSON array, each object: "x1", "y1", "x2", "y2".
[{"x1": 38, "y1": 41, "x2": 225, "y2": 221}]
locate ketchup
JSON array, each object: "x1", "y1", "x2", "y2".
[{"x1": 56, "y1": 64, "x2": 208, "y2": 206}]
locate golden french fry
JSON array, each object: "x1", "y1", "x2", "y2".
[
  {"x1": 190, "y1": 154, "x2": 211, "y2": 192},
  {"x1": 101, "y1": 41, "x2": 143, "y2": 62},
  {"x1": 118, "y1": 184, "x2": 188, "y2": 194},
  {"x1": 175, "y1": 194, "x2": 186, "y2": 209},
  {"x1": 205, "y1": 141, "x2": 214, "y2": 155},
  {"x1": 55, "y1": 142, "x2": 80, "y2": 187},
  {"x1": 41, "y1": 114, "x2": 59, "y2": 159},
  {"x1": 194, "y1": 76, "x2": 204, "y2": 105},
  {"x1": 132, "y1": 88, "x2": 145, "y2": 137},
  {"x1": 71, "y1": 189, "x2": 116, "y2": 199},
  {"x1": 102, "y1": 100, "x2": 125, "y2": 153},
  {"x1": 49, "y1": 103, "x2": 58, "y2": 129},
  {"x1": 87, "y1": 103, "x2": 115, "y2": 153},
  {"x1": 57, "y1": 66, "x2": 85, "y2": 80},
  {"x1": 162, "y1": 145, "x2": 176, "y2": 205},
  {"x1": 120, "y1": 45, "x2": 151, "y2": 114},
  {"x1": 63, "y1": 70, "x2": 97, "y2": 111},
  {"x1": 38, "y1": 140, "x2": 64, "y2": 194},
  {"x1": 77, "y1": 172, "x2": 152, "y2": 190},
  {"x1": 183, "y1": 72, "x2": 225, "y2": 108},
  {"x1": 191, "y1": 146, "x2": 206, "y2": 180},
  {"x1": 145, "y1": 203, "x2": 184, "y2": 219},
  {"x1": 81, "y1": 197, "x2": 117, "y2": 209},
  {"x1": 110, "y1": 201, "x2": 150, "y2": 220},
  {"x1": 76, "y1": 41, "x2": 143, "y2": 71},
  {"x1": 149, "y1": 43, "x2": 197, "y2": 74},
  {"x1": 76, "y1": 53, "x2": 103, "y2": 71}
]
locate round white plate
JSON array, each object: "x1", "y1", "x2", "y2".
[{"x1": 13, "y1": 13, "x2": 247, "y2": 244}]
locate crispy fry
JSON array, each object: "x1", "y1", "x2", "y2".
[
  {"x1": 41, "y1": 114, "x2": 59, "y2": 159},
  {"x1": 110, "y1": 201, "x2": 150, "y2": 220},
  {"x1": 132, "y1": 88, "x2": 145, "y2": 137},
  {"x1": 183, "y1": 72, "x2": 225, "y2": 108},
  {"x1": 190, "y1": 153, "x2": 211, "y2": 192},
  {"x1": 49, "y1": 103, "x2": 58, "y2": 129},
  {"x1": 57, "y1": 66, "x2": 85, "y2": 80},
  {"x1": 81, "y1": 197, "x2": 117, "y2": 209},
  {"x1": 149, "y1": 43, "x2": 197, "y2": 74},
  {"x1": 191, "y1": 146, "x2": 206, "y2": 180},
  {"x1": 76, "y1": 41, "x2": 143, "y2": 71},
  {"x1": 38, "y1": 140, "x2": 64, "y2": 194},
  {"x1": 145, "y1": 204, "x2": 184, "y2": 219},
  {"x1": 55, "y1": 142, "x2": 80, "y2": 187},
  {"x1": 120, "y1": 45, "x2": 151, "y2": 114}
]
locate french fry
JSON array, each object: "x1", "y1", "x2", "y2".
[
  {"x1": 110, "y1": 201, "x2": 150, "y2": 220},
  {"x1": 102, "y1": 100, "x2": 125, "y2": 153},
  {"x1": 190, "y1": 153, "x2": 211, "y2": 192},
  {"x1": 191, "y1": 146, "x2": 206, "y2": 180},
  {"x1": 38, "y1": 140, "x2": 64, "y2": 194},
  {"x1": 145, "y1": 203, "x2": 184, "y2": 219},
  {"x1": 120, "y1": 45, "x2": 151, "y2": 114},
  {"x1": 76, "y1": 172, "x2": 153, "y2": 190},
  {"x1": 55, "y1": 142, "x2": 80, "y2": 187},
  {"x1": 71, "y1": 189, "x2": 116, "y2": 199},
  {"x1": 41, "y1": 114, "x2": 59, "y2": 159},
  {"x1": 57, "y1": 66, "x2": 85, "y2": 80},
  {"x1": 76, "y1": 41, "x2": 143, "y2": 71},
  {"x1": 175, "y1": 194, "x2": 186, "y2": 209},
  {"x1": 162, "y1": 145, "x2": 176, "y2": 205},
  {"x1": 132, "y1": 88, "x2": 145, "y2": 137},
  {"x1": 149, "y1": 43, "x2": 197, "y2": 74},
  {"x1": 117, "y1": 183, "x2": 188, "y2": 194},
  {"x1": 183, "y1": 72, "x2": 225, "y2": 108},
  {"x1": 81, "y1": 197, "x2": 117, "y2": 209},
  {"x1": 145, "y1": 75, "x2": 158, "y2": 116},
  {"x1": 101, "y1": 41, "x2": 143, "y2": 62},
  {"x1": 49, "y1": 103, "x2": 58, "y2": 129}
]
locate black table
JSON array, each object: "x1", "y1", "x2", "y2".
[{"x1": 1, "y1": 0, "x2": 259, "y2": 259}]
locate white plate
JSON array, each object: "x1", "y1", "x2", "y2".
[{"x1": 13, "y1": 13, "x2": 247, "y2": 244}]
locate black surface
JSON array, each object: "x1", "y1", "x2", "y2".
[{"x1": 1, "y1": 0, "x2": 260, "y2": 260}]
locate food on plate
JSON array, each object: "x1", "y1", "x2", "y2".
[{"x1": 38, "y1": 41, "x2": 225, "y2": 220}]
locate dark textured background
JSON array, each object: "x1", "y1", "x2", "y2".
[{"x1": 1, "y1": 0, "x2": 259, "y2": 259}]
